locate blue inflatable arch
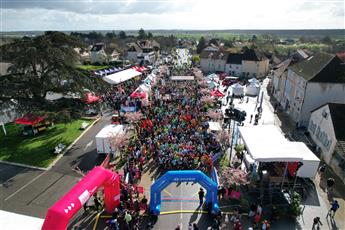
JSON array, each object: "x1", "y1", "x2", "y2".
[{"x1": 150, "y1": 170, "x2": 219, "y2": 215}]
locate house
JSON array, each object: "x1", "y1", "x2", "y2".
[
  {"x1": 199, "y1": 47, "x2": 229, "y2": 73},
  {"x1": 74, "y1": 48, "x2": 90, "y2": 64},
  {"x1": 225, "y1": 48, "x2": 269, "y2": 78},
  {"x1": 279, "y1": 52, "x2": 345, "y2": 126},
  {"x1": 127, "y1": 40, "x2": 160, "y2": 64},
  {"x1": 308, "y1": 103, "x2": 345, "y2": 183},
  {"x1": 271, "y1": 58, "x2": 292, "y2": 103},
  {"x1": 90, "y1": 43, "x2": 108, "y2": 64}
]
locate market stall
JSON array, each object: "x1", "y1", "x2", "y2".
[
  {"x1": 231, "y1": 83, "x2": 245, "y2": 97},
  {"x1": 15, "y1": 114, "x2": 49, "y2": 136},
  {"x1": 245, "y1": 82, "x2": 260, "y2": 96},
  {"x1": 103, "y1": 68, "x2": 142, "y2": 85},
  {"x1": 238, "y1": 125, "x2": 320, "y2": 178}
]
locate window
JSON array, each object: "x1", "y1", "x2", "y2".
[{"x1": 322, "y1": 109, "x2": 328, "y2": 119}]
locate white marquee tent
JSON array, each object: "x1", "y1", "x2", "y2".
[
  {"x1": 103, "y1": 69, "x2": 142, "y2": 85},
  {"x1": 231, "y1": 83, "x2": 245, "y2": 96},
  {"x1": 238, "y1": 125, "x2": 320, "y2": 178},
  {"x1": 246, "y1": 82, "x2": 261, "y2": 96}
]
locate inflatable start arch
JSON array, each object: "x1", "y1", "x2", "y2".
[
  {"x1": 150, "y1": 170, "x2": 219, "y2": 215},
  {"x1": 42, "y1": 166, "x2": 120, "y2": 230}
]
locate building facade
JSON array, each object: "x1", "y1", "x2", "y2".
[
  {"x1": 276, "y1": 53, "x2": 345, "y2": 127},
  {"x1": 308, "y1": 103, "x2": 345, "y2": 183}
]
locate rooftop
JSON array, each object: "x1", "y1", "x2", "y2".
[
  {"x1": 290, "y1": 52, "x2": 345, "y2": 83},
  {"x1": 328, "y1": 103, "x2": 345, "y2": 141}
]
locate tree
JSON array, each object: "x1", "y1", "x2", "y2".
[
  {"x1": 251, "y1": 35, "x2": 257, "y2": 43},
  {"x1": 147, "y1": 32, "x2": 153, "y2": 39},
  {"x1": 322, "y1": 35, "x2": 332, "y2": 44},
  {"x1": 0, "y1": 31, "x2": 108, "y2": 112},
  {"x1": 105, "y1": 31, "x2": 116, "y2": 40},
  {"x1": 107, "y1": 131, "x2": 133, "y2": 160},
  {"x1": 192, "y1": 54, "x2": 200, "y2": 65},
  {"x1": 119, "y1": 31, "x2": 127, "y2": 39},
  {"x1": 138, "y1": 28, "x2": 147, "y2": 39},
  {"x1": 197, "y1": 36, "x2": 206, "y2": 54}
]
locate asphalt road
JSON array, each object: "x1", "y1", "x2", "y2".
[
  {"x1": 153, "y1": 182, "x2": 214, "y2": 230},
  {"x1": 0, "y1": 114, "x2": 111, "y2": 219}
]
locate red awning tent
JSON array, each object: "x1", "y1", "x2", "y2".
[
  {"x1": 15, "y1": 114, "x2": 45, "y2": 126},
  {"x1": 131, "y1": 66, "x2": 147, "y2": 72},
  {"x1": 83, "y1": 93, "x2": 101, "y2": 104},
  {"x1": 210, "y1": 89, "x2": 225, "y2": 97},
  {"x1": 130, "y1": 91, "x2": 147, "y2": 99}
]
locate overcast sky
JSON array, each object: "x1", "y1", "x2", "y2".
[{"x1": 1, "y1": 0, "x2": 344, "y2": 31}]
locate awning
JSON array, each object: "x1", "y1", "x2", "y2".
[
  {"x1": 210, "y1": 89, "x2": 225, "y2": 97},
  {"x1": 15, "y1": 114, "x2": 45, "y2": 126},
  {"x1": 238, "y1": 125, "x2": 303, "y2": 162},
  {"x1": 132, "y1": 66, "x2": 147, "y2": 72},
  {"x1": 83, "y1": 93, "x2": 100, "y2": 104},
  {"x1": 130, "y1": 91, "x2": 147, "y2": 99},
  {"x1": 103, "y1": 69, "x2": 142, "y2": 85}
]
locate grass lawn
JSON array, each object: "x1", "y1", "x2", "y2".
[
  {"x1": 78, "y1": 65, "x2": 110, "y2": 71},
  {"x1": 0, "y1": 119, "x2": 89, "y2": 168}
]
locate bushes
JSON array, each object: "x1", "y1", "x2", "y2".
[{"x1": 289, "y1": 192, "x2": 302, "y2": 218}]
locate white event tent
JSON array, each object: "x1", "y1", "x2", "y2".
[
  {"x1": 246, "y1": 82, "x2": 261, "y2": 96},
  {"x1": 238, "y1": 125, "x2": 320, "y2": 178},
  {"x1": 231, "y1": 83, "x2": 245, "y2": 96},
  {"x1": 103, "y1": 69, "x2": 142, "y2": 85}
]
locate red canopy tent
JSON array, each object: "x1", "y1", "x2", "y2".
[
  {"x1": 83, "y1": 93, "x2": 101, "y2": 104},
  {"x1": 210, "y1": 89, "x2": 225, "y2": 97},
  {"x1": 131, "y1": 66, "x2": 147, "y2": 73},
  {"x1": 15, "y1": 114, "x2": 45, "y2": 126},
  {"x1": 130, "y1": 91, "x2": 147, "y2": 99}
]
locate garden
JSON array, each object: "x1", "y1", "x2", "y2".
[{"x1": 0, "y1": 119, "x2": 89, "y2": 168}]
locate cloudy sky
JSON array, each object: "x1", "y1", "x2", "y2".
[{"x1": 1, "y1": 0, "x2": 344, "y2": 31}]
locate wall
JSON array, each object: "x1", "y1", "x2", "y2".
[
  {"x1": 200, "y1": 58, "x2": 226, "y2": 73},
  {"x1": 200, "y1": 58, "x2": 211, "y2": 73},
  {"x1": 225, "y1": 63, "x2": 242, "y2": 76},
  {"x1": 308, "y1": 104, "x2": 337, "y2": 164},
  {"x1": 301, "y1": 82, "x2": 345, "y2": 126},
  {"x1": 127, "y1": 51, "x2": 138, "y2": 63},
  {"x1": 242, "y1": 59, "x2": 269, "y2": 78},
  {"x1": 91, "y1": 50, "x2": 108, "y2": 64}
]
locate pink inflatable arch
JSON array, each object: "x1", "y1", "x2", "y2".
[{"x1": 42, "y1": 166, "x2": 120, "y2": 230}]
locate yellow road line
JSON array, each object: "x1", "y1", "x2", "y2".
[
  {"x1": 163, "y1": 189, "x2": 173, "y2": 197},
  {"x1": 160, "y1": 210, "x2": 208, "y2": 215},
  {"x1": 92, "y1": 212, "x2": 102, "y2": 230}
]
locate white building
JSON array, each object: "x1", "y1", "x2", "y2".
[
  {"x1": 200, "y1": 49, "x2": 229, "y2": 73},
  {"x1": 90, "y1": 43, "x2": 108, "y2": 64},
  {"x1": 308, "y1": 103, "x2": 345, "y2": 183},
  {"x1": 271, "y1": 58, "x2": 291, "y2": 103},
  {"x1": 127, "y1": 40, "x2": 160, "y2": 64},
  {"x1": 279, "y1": 53, "x2": 345, "y2": 127},
  {"x1": 225, "y1": 49, "x2": 269, "y2": 78}
]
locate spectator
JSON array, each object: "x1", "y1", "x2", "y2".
[
  {"x1": 326, "y1": 177, "x2": 335, "y2": 193},
  {"x1": 312, "y1": 217, "x2": 322, "y2": 230},
  {"x1": 234, "y1": 219, "x2": 243, "y2": 230},
  {"x1": 327, "y1": 200, "x2": 339, "y2": 218},
  {"x1": 124, "y1": 211, "x2": 132, "y2": 226},
  {"x1": 198, "y1": 188, "x2": 205, "y2": 205},
  {"x1": 193, "y1": 223, "x2": 199, "y2": 230}
]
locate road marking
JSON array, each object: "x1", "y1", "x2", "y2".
[
  {"x1": 84, "y1": 140, "x2": 93, "y2": 151},
  {"x1": 163, "y1": 189, "x2": 173, "y2": 197},
  {"x1": 4, "y1": 171, "x2": 46, "y2": 201},
  {"x1": 180, "y1": 185, "x2": 183, "y2": 219}
]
